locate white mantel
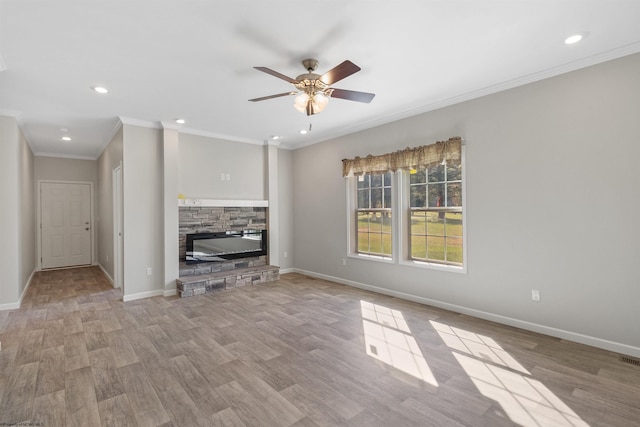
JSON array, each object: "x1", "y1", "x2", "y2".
[{"x1": 178, "y1": 199, "x2": 269, "y2": 208}]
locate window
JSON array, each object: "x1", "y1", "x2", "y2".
[
  {"x1": 356, "y1": 172, "x2": 393, "y2": 258},
  {"x1": 409, "y1": 161, "x2": 463, "y2": 265},
  {"x1": 344, "y1": 137, "x2": 464, "y2": 271}
]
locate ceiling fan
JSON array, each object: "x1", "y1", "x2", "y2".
[{"x1": 249, "y1": 58, "x2": 375, "y2": 116}]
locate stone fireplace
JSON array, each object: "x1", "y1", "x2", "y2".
[{"x1": 177, "y1": 204, "x2": 279, "y2": 297}]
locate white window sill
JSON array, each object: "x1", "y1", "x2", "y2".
[
  {"x1": 399, "y1": 259, "x2": 467, "y2": 274},
  {"x1": 348, "y1": 253, "x2": 395, "y2": 264}
]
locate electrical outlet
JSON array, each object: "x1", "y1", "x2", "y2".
[
  {"x1": 146, "y1": 267, "x2": 152, "y2": 276},
  {"x1": 342, "y1": 258, "x2": 347, "y2": 266},
  {"x1": 531, "y1": 289, "x2": 541, "y2": 302},
  {"x1": 225, "y1": 173, "x2": 231, "y2": 181},
  {"x1": 283, "y1": 251, "x2": 288, "y2": 258}
]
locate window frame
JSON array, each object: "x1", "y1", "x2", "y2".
[
  {"x1": 346, "y1": 145, "x2": 466, "y2": 273},
  {"x1": 347, "y1": 172, "x2": 397, "y2": 263}
]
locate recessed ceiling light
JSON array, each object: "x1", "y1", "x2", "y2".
[
  {"x1": 299, "y1": 130, "x2": 308, "y2": 135},
  {"x1": 564, "y1": 34, "x2": 583, "y2": 45},
  {"x1": 61, "y1": 136, "x2": 71, "y2": 141},
  {"x1": 271, "y1": 135, "x2": 280, "y2": 140},
  {"x1": 91, "y1": 86, "x2": 109, "y2": 94},
  {"x1": 176, "y1": 119, "x2": 185, "y2": 124}
]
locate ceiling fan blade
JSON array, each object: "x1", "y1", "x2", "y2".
[
  {"x1": 254, "y1": 67, "x2": 297, "y2": 84},
  {"x1": 248, "y1": 92, "x2": 296, "y2": 102},
  {"x1": 320, "y1": 60, "x2": 361, "y2": 85},
  {"x1": 330, "y1": 88, "x2": 375, "y2": 103}
]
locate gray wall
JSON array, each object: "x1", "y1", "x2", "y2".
[
  {"x1": 0, "y1": 115, "x2": 35, "y2": 307},
  {"x1": 34, "y1": 156, "x2": 97, "y2": 183},
  {"x1": 291, "y1": 53, "x2": 640, "y2": 355},
  {"x1": 97, "y1": 127, "x2": 124, "y2": 281},
  {"x1": 278, "y1": 148, "x2": 294, "y2": 270},
  {"x1": 178, "y1": 133, "x2": 265, "y2": 200},
  {"x1": 122, "y1": 124, "x2": 164, "y2": 299}
]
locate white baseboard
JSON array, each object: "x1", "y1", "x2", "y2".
[
  {"x1": 164, "y1": 288, "x2": 177, "y2": 297},
  {"x1": 293, "y1": 268, "x2": 640, "y2": 359},
  {"x1": 123, "y1": 289, "x2": 165, "y2": 302},
  {"x1": 279, "y1": 268, "x2": 295, "y2": 274},
  {"x1": 97, "y1": 263, "x2": 115, "y2": 286},
  {"x1": 0, "y1": 269, "x2": 35, "y2": 311}
]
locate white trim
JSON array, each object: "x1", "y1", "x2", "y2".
[
  {"x1": 279, "y1": 268, "x2": 295, "y2": 274},
  {"x1": 179, "y1": 199, "x2": 268, "y2": 208},
  {"x1": 33, "y1": 152, "x2": 97, "y2": 161},
  {"x1": 164, "y1": 288, "x2": 177, "y2": 297},
  {"x1": 292, "y1": 268, "x2": 640, "y2": 359},
  {"x1": 179, "y1": 127, "x2": 263, "y2": 146},
  {"x1": 122, "y1": 289, "x2": 164, "y2": 302},
  {"x1": 118, "y1": 116, "x2": 161, "y2": 129},
  {"x1": 95, "y1": 118, "x2": 123, "y2": 160},
  {"x1": 0, "y1": 269, "x2": 35, "y2": 311},
  {"x1": 98, "y1": 263, "x2": 114, "y2": 286},
  {"x1": 289, "y1": 42, "x2": 640, "y2": 151}
]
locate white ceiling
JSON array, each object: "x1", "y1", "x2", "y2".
[{"x1": 1, "y1": 1, "x2": 640, "y2": 159}]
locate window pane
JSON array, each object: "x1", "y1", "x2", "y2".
[
  {"x1": 357, "y1": 212, "x2": 369, "y2": 232},
  {"x1": 382, "y1": 233, "x2": 392, "y2": 256},
  {"x1": 411, "y1": 211, "x2": 425, "y2": 234},
  {"x1": 411, "y1": 235, "x2": 426, "y2": 259},
  {"x1": 371, "y1": 174, "x2": 382, "y2": 187},
  {"x1": 428, "y1": 183, "x2": 445, "y2": 208},
  {"x1": 383, "y1": 172, "x2": 392, "y2": 186},
  {"x1": 446, "y1": 213, "x2": 463, "y2": 237},
  {"x1": 358, "y1": 232, "x2": 369, "y2": 252},
  {"x1": 370, "y1": 188, "x2": 382, "y2": 208},
  {"x1": 427, "y1": 215, "x2": 445, "y2": 236},
  {"x1": 383, "y1": 187, "x2": 391, "y2": 209},
  {"x1": 447, "y1": 162, "x2": 462, "y2": 181},
  {"x1": 428, "y1": 165, "x2": 445, "y2": 182},
  {"x1": 446, "y1": 237, "x2": 463, "y2": 263},
  {"x1": 427, "y1": 236, "x2": 445, "y2": 261},
  {"x1": 447, "y1": 183, "x2": 462, "y2": 207},
  {"x1": 369, "y1": 213, "x2": 382, "y2": 232},
  {"x1": 369, "y1": 233, "x2": 382, "y2": 254},
  {"x1": 382, "y1": 212, "x2": 392, "y2": 230},
  {"x1": 410, "y1": 169, "x2": 426, "y2": 185},
  {"x1": 357, "y1": 189, "x2": 369, "y2": 209},
  {"x1": 357, "y1": 175, "x2": 369, "y2": 188},
  {"x1": 410, "y1": 184, "x2": 426, "y2": 207}
]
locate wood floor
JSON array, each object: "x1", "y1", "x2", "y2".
[{"x1": 1, "y1": 267, "x2": 639, "y2": 426}]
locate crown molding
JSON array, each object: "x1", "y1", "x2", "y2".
[
  {"x1": 160, "y1": 121, "x2": 183, "y2": 131},
  {"x1": 290, "y1": 43, "x2": 640, "y2": 151},
  {"x1": 179, "y1": 127, "x2": 264, "y2": 146},
  {"x1": 118, "y1": 116, "x2": 161, "y2": 129},
  {"x1": 34, "y1": 152, "x2": 98, "y2": 161}
]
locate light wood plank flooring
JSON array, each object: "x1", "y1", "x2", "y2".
[{"x1": 1, "y1": 266, "x2": 639, "y2": 426}]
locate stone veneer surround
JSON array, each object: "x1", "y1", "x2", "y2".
[{"x1": 178, "y1": 206, "x2": 267, "y2": 277}]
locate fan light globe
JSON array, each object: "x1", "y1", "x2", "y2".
[
  {"x1": 312, "y1": 92, "x2": 329, "y2": 112},
  {"x1": 294, "y1": 92, "x2": 310, "y2": 113}
]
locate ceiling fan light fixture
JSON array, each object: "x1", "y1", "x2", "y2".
[{"x1": 294, "y1": 92, "x2": 310, "y2": 113}]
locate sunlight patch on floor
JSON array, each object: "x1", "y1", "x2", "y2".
[
  {"x1": 361, "y1": 301, "x2": 438, "y2": 386},
  {"x1": 431, "y1": 320, "x2": 589, "y2": 427}
]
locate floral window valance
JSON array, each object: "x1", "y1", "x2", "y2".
[{"x1": 341, "y1": 137, "x2": 462, "y2": 177}]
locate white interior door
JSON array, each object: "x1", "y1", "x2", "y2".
[{"x1": 41, "y1": 182, "x2": 92, "y2": 269}]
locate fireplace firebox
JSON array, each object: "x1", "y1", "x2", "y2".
[{"x1": 186, "y1": 229, "x2": 266, "y2": 264}]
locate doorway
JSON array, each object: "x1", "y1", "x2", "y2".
[{"x1": 40, "y1": 181, "x2": 93, "y2": 269}]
